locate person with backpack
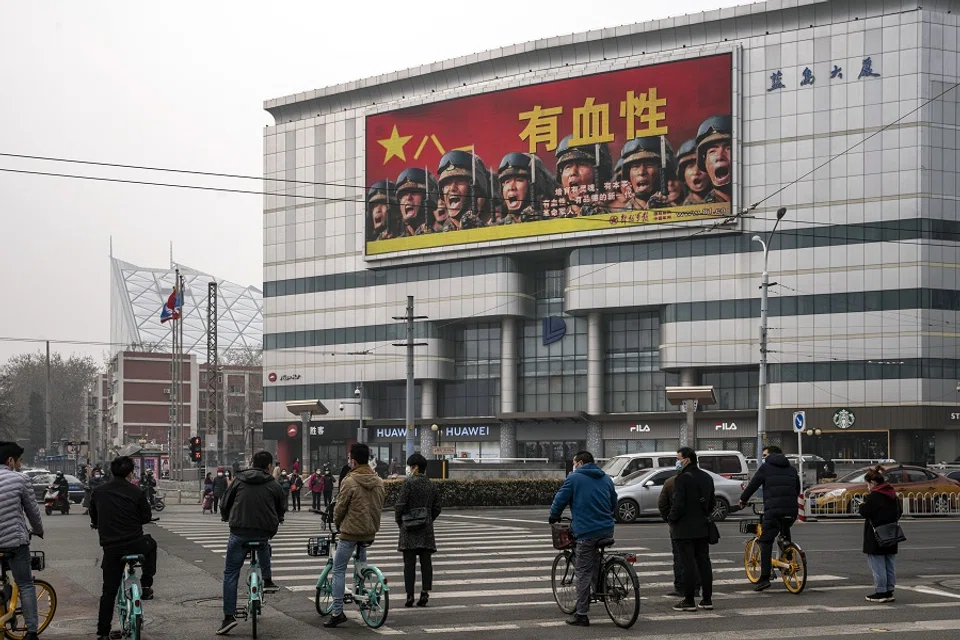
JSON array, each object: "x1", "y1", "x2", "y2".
[{"x1": 307, "y1": 468, "x2": 325, "y2": 510}]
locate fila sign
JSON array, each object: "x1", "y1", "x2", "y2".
[
  {"x1": 629, "y1": 425, "x2": 651, "y2": 433},
  {"x1": 715, "y1": 422, "x2": 738, "y2": 431}
]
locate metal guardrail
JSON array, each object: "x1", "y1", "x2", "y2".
[
  {"x1": 803, "y1": 490, "x2": 960, "y2": 519},
  {"x1": 447, "y1": 458, "x2": 550, "y2": 464}
]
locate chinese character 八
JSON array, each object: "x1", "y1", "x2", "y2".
[
  {"x1": 413, "y1": 134, "x2": 445, "y2": 160},
  {"x1": 518, "y1": 105, "x2": 564, "y2": 153},
  {"x1": 570, "y1": 97, "x2": 615, "y2": 146},
  {"x1": 800, "y1": 67, "x2": 815, "y2": 86},
  {"x1": 767, "y1": 70, "x2": 785, "y2": 91},
  {"x1": 858, "y1": 57, "x2": 880, "y2": 79},
  {"x1": 830, "y1": 65, "x2": 843, "y2": 79},
  {"x1": 619, "y1": 88, "x2": 668, "y2": 139}
]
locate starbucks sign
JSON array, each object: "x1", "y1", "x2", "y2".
[{"x1": 833, "y1": 408, "x2": 856, "y2": 430}]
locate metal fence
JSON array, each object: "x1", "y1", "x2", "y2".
[{"x1": 803, "y1": 490, "x2": 960, "y2": 519}]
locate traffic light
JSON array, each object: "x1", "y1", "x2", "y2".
[{"x1": 189, "y1": 436, "x2": 202, "y2": 463}]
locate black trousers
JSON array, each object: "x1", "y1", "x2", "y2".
[
  {"x1": 291, "y1": 491, "x2": 301, "y2": 511},
  {"x1": 213, "y1": 494, "x2": 222, "y2": 513},
  {"x1": 98, "y1": 535, "x2": 157, "y2": 636},
  {"x1": 402, "y1": 549, "x2": 433, "y2": 597},
  {"x1": 323, "y1": 490, "x2": 333, "y2": 508},
  {"x1": 311, "y1": 492, "x2": 322, "y2": 510},
  {"x1": 671, "y1": 539, "x2": 701, "y2": 593},
  {"x1": 759, "y1": 516, "x2": 794, "y2": 581},
  {"x1": 676, "y1": 537, "x2": 713, "y2": 601}
]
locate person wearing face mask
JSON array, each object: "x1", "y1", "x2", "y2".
[
  {"x1": 668, "y1": 448, "x2": 716, "y2": 613},
  {"x1": 83, "y1": 466, "x2": 106, "y2": 515},
  {"x1": 548, "y1": 451, "x2": 617, "y2": 627},
  {"x1": 859, "y1": 467, "x2": 902, "y2": 603},
  {"x1": 212, "y1": 468, "x2": 229, "y2": 514},
  {"x1": 395, "y1": 453, "x2": 441, "y2": 608},
  {"x1": 658, "y1": 460, "x2": 701, "y2": 599}
]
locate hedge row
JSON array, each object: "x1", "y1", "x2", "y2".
[{"x1": 382, "y1": 478, "x2": 565, "y2": 508}]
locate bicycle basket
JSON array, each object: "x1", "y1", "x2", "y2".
[
  {"x1": 30, "y1": 551, "x2": 45, "y2": 571},
  {"x1": 307, "y1": 536, "x2": 331, "y2": 557},
  {"x1": 551, "y1": 522, "x2": 575, "y2": 550},
  {"x1": 739, "y1": 519, "x2": 761, "y2": 536}
]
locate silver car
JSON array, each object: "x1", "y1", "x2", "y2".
[{"x1": 614, "y1": 467, "x2": 749, "y2": 523}]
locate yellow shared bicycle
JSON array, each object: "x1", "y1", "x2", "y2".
[
  {"x1": 739, "y1": 504, "x2": 807, "y2": 594},
  {"x1": 0, "y1": 550, "x2": 57, "y2": 639}
]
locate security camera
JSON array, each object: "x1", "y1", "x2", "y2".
[
  {"x1": 354, "y1": 387, "x2": 361, "y2": 398},
  {"x1": 339, "y1": 403, "x2": 345, "y2": 412}
]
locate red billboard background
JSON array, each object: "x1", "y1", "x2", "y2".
[{"x1": 365, "y1": 53, "x2": 732, "y2": 184}]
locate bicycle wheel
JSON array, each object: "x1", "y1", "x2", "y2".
[
  {"x1": 115, "y1": 590, "x2": 130, "y2": 638},
  {"x1": 550, "y1": 552, "x2": 577, "y2": 614},
  {"x1": 3, "y1": 579, "x2": 57, "y2": 640},
  {"x1": 744, "y1": 538, "x2": 761, "y2": 584},
  {"x1": 358, "y1": 568, "x2": 389, "y2": 629},
  {"x1": 780, "y1": 544, "x2": 807, "y2": 594},
  {"x1": 601, "y1": 557, "x2": 640, "y2": 629},
  {"x1": 251, "y1": 600, "x2": 259, "y2": 639},
  {"x1": 315, "y1": 573, "x2": 334, "y2": 616}
]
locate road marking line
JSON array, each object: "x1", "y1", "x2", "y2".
[
  {"x1": 444, "y1": 514, "x2": 552, "y2": 525},
  {"x1": 909, "y1": 586, "x2": 960, "y2": 600}
]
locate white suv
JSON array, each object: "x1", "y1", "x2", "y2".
[{"x1": 602, "y1": 450, "x2": 750, "y2": 485}]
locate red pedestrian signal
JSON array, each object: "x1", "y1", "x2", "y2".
[{"x1": 188, "y1": 436, "x2": 203, "y2": 464}]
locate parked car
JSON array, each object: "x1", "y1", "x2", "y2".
[
  {"x1": 614, "y1": 467, "x2": 752, "y2": 523},
  {"x1": 21, "y1": 468, "x2": 51, "y2": 480},
  {"x1": 603, "y1": 450, "x2": 750, "y2": 485},
  {"x1": 31, "y1": 473, "x2": 84, "y2": 504},
  {"x1": 804, "y1": 464, "x2": 960, "y2": 516},
  {"x1": 946, "y1": 470, "x2": 960, "y2": 482}
]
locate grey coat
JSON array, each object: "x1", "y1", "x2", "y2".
[{"x1": 395, "y1": 475, "x2": 441, "y2": 552}]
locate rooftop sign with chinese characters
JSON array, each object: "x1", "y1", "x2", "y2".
[
  {"x1": 767, "y1": 58, "x2": 880, "y2": 92},
  {"x1": 364, "y1": 53, "x2": 733, "y2": 256}
]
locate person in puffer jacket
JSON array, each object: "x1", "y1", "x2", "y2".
[
  {"x1": 860, "y1": 466, "x2": 902, "y2": 603},
  {"x1": 739, "y1": 445, "x2": 800, "y2": 591}
]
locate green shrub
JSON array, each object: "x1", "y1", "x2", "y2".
[{"x1": 383, "y1": 478, "x2": 564, "y2": 509}]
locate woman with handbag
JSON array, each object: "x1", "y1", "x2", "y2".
[
  {"x1": 395, "y1": 453, "x2": 441, "y2": 608},
  {"x1": 858, "y1": 467, "x2": 903, "y2": 603}
]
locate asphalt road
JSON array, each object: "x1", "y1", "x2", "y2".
[{"x1": 25, "y1": 505, "x2": 960, "y2": 639}]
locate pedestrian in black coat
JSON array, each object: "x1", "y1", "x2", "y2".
[
  {"x1": 859, "y1": 467, "x2": 902, "y2": 603},
  {"x1": 395, "y1": 454, "x2": 441, "y2": 609},
  {"x1": 667, "y1": 448, "x2": 715, "y2": 611},
  {"x1": 212, "y1": 469, "x2": 228, "y2": 513}
]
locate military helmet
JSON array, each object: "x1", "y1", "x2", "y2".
[
  {"x1": 620, "y1": 136, "x2": 674, "y2": 169},
  {"x1": 395, "y1": 167, "x2": 439, "y2": 218},
  {"x1": 437, "y1": 150, "x2": 490, "y2": 198},
  {"x1": 695, "y1": 115, "x2": 733, "y2": 171},
  {"x1": 366, "y1": 180, "x2": 395, "y2": 207},
  {"x1": 554, "y1": 135, "x2": 612, "y2": 186},
  {"x1": 497, "y1": 152, "x2": 558, "y2": 210},
  {"x1": 676, "y1": 139, "x2": 698, "y2": 173}
]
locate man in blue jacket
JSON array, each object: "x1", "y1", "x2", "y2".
[{"x1": 549, "y1": 451, "x2": 617, "y2": 627}]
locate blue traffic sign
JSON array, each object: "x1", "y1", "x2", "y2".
[{"x1": 793, "y1": 411, "x2": 806, "y2": 433}]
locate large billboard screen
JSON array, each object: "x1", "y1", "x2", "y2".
[{"x1": 365, "y1": 53, "x2": 732, "y2": 256}]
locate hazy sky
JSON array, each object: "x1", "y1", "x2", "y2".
[{"x1": 0, "y1": 0, "x2": 745, "y2": 365}]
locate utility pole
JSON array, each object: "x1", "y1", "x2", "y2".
[
  {"x1": 45, "y1": 341, "x2": 51, "y2": 451},
  {"x1": 393, "y1": 296, "x2": 427, "y2": 460},
  {"x1": 752, "y1": 207, "x2": 787, "y2": 464}
]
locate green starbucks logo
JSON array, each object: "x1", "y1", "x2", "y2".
[{"x1": 833, "y1": 408, "x2": 855, "y2": 430}]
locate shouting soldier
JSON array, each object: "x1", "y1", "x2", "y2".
[
  {"x1": 496, "y1": 152, "x2": 557, "y2": 224},
  {"x1": 436, "y1": 150, "x2": 491, "y2": 230},
  {"x1": 366, "y1": 180, "x2": 398, "y2": 241},
  {"x1": 395, "y1": 168, "x2": 439, "y2": 238},
  {"x1": 555, "y1": 135, "x2": 612, "y2": 217},
  {"x1": 676, "y1": 139, "x2": 712, "y2": 205},
  {"x1": 696, "y1": 115, "x2": 733, "y2": 204},
  {"x1": 620, "y1": 136, "x2": 673, "y2": 210}
]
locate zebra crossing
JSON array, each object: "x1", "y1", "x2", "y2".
[{"x1": 155, "y1": 508, "x2": 960, "y2": 635}]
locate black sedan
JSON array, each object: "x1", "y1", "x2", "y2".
[{"x1": 31, "y1": 473, "x2": 85, "y2": 504}]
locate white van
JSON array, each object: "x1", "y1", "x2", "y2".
[{"x1": 602, "y1": 450, "x2": 750, "y2": 485}]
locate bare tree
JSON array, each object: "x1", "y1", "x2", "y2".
[{"x1": 221, "y1": 346, "x2": 263, "y2": 368}]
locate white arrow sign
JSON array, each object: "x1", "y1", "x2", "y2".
[{"x1": 793, "y1": 411, "x2": 806, "y2": 433}]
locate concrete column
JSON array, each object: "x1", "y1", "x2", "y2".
[
  {"x1": 501, "y1": 317, "x2": 518, "y2": 413},
  {"x1": 586, "y1": 422, "x2": 603, "y2": 457},
  {"x1": 587, "y1": 312, "x2": 604, "y2": 415},
  {"x1": 420, "y1": 380, "x2": 438, "y2": 454},
  {"x1": 500, "y1": 421, "x2": 517, "y2": 459},
  {"x1": 679, "y1": 368, "x2": 698, "y2": 449}
]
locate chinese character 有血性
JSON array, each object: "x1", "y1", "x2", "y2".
[
  {"x1": 858, "y1": 57, "x2": 880, "y2": 79},
  {"x1": 518, "y1": 105, "x2": 564, "y2": 153},
  {"x1": 619, "y1": 88, "x2": 668, "y2": 139},
  {"x1": 800, "y1": 67, "x2": 815, "y2": 86},
  {"x1": 767, "y1": 70, "x2": 785, "y2": 91},
  {"x1": 830, "y1": 65, "x2": 843, "y2": 79},
  {"x1": 570, "y1": 97, "x2": 615, "y2": 146}
]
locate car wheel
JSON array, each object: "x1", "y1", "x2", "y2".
[
  {"x1": 712, "y1": 497, "x2": 730, "y2": 522},
  {"x1": 616, "y1": 499, "x2": 639, "y2": 524}
]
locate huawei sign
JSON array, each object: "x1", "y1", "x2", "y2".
[{"x1": 268, "y1": 372, "x2": 277, "y2": 382}]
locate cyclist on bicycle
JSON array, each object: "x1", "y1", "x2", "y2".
[
  {"x1": 0, "y1": 441, "x2": 44, "y2": 640},
  {"x1": 217, "y1": 450, "x2": 285, "y2": 635},
  {"x1": 738, "y1": 445, "x2": 800, "y2": 592},
  {"x1": 548, "y1": 450, "x2": 617, "y2": 628},
  {"x1": 90, "y1": 456, "x2": 158, "y2": 640},
  {"x1": 140, "y1": 468, "x2": 157, "y2": 507}
]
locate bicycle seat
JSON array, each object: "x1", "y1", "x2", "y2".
[
  {"x1": 242, "y1": 541, "x2": 263, "y2": 549},
  {"x1": 122, "y1": 554, "x2": 145, "y2": 565},
  {"x1": 597, "y1": 537, "x2": 616, "y2": 548}
]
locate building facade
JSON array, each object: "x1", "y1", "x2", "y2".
[{"x1": 262, "y1": 0, "x2": 960, "y2": 469}]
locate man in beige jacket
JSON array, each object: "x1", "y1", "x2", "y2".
[{"x1": 325, "y1": 442, "x2": 386, "y2": 628}]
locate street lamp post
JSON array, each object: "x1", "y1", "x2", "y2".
[
  {"x1": 752, "y1": 206, "x2": 787, "y2": 467},
  {"x1": 339, "y1": 382, "x2": 365, "y2": 444},
  {"x1": 431, "y1": 424, "x2": 441, "y2": 459}
]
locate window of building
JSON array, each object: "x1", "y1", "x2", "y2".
[
  {"x1": 370, "y1": 383, "x2": 422, "y2": 420},
  {"x1": 603, "y1": 439, "x2": 680, "y2": 458},
  {"x1": 700, "y1": 368, "x2": 759, "y2": 410},
  {"x1": 440, "y1": 322, "x2": 501, "y2": 417},
  {"x1": 604, "y1": 312, "x2": 678, "y2": 413}
]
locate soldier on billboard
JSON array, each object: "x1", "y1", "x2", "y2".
[
  {"x1": 436, "y1": 150, "x2": 491, "y2": 231},
  {"x1": 395, "y1": 168, "x2": 439, "y2": 238},
  {"x1": 555, "y1": 135, "x2": 612, "y2": 217},
  {"x1": 696, "y1": 115, "x2": 733, "y2": 203},
  {"x1": 366, "y1": 180, "x2": 399, "y2": 241},
  {"x1": 607, "y1": 157, "x2": 629, "y2": 212},
  {"x1": 496, "y1": 152, "x2": 557, "y2": 224},
  {"x1": 620, "y1": 136, "x2": 673, "y2": 210},
  {"x1": 646, "y1": 143, "x2": 685, "y2": 209},
  {"x1": 675, "y1": 139, "x2": 712, "y2": 205}
]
